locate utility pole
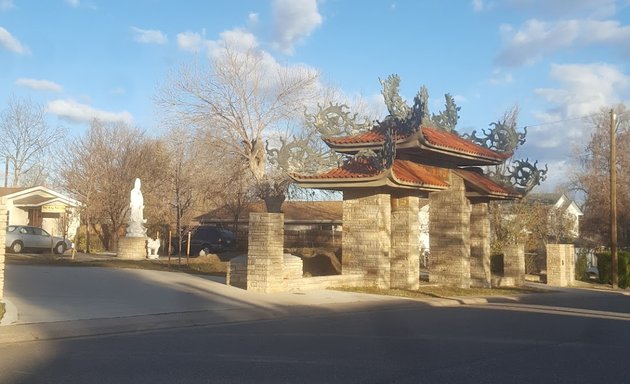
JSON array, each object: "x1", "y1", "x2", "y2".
[{"x1": 610, "y1": 109, "x2": 618, "y2": 289}]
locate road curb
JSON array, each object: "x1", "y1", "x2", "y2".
[{"x1": 0, "y1": 299, "x2": 18, "y2": 326}]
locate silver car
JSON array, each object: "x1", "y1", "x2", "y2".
[{"x1": 5, "y1": 225, "x2": 73, "y2": 254}]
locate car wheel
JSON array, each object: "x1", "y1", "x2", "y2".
[
  {"x1": 54, "y1": 242, "x2": 66, "y2": 254},
  {"x1": 10, "y1": 241, "x2": 23, "y2": 253}
]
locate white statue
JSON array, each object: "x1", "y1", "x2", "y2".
[
  {"x1": 146, "y1": 237, "x2": 160, "y2": 259},
  {"x1": 126, "y1": 178, "x2": 147, "y2": 237}
]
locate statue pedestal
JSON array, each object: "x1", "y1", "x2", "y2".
[{"x1": 117, "y1": 237, "x2": 146, "y2": 260}]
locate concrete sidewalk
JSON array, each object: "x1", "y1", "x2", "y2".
[{"x1": 0, "y1": 265, "x2": 467, "y2": 344}]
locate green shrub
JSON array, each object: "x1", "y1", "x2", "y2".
[
  {"x1": 575, "y1": 252, "x2": 589, "y2": 281},
  {"x1": 595, "y1": 251, "x2": 630, "y2": 288}
]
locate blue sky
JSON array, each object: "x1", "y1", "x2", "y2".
[{"x1": 1, "y1": 0, "x2": 629, "y2": 192}]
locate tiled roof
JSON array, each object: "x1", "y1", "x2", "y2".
[
  {"x1": 295, "y1": 156, "x2": 383, "y2": 180},
  {"x1": 391, "y1": 160, "x2": 449, "y2": 187},
  {"x1": 454, "y1": 168, "x2": 520, "y2": 198},
  {"x1": 421, "y1": 127, "x2": 511, "y2": 161},
  {"x1": 324, "y1": 125, "x2": 510, "y2": 162},
  {"x1": 293, "y1": 158, "x2": 449, "y2": 189}
]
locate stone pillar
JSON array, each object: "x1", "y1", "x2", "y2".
[
  {"x1": 470, "y1": 201, "x2": 491, "y2": 288},
  {"x1": 117, "y1": 237, "x2": 147, "y2": 260},
  {"x1": 546, "y1": 244, "x2": 575, "y2": 287},
  {"x1": 391, "y1": 194, "x2": 420, "y2": 290},
  {"x1": 0, "y1": 197, "x2": 6, "y2": 300},
  {"x1": 429, "y1": 173, "x2": 471, "y2": 288},
  {"x1": 343, "y1": 191, "x2": 391, "y2": 289},
  {"x1": 247, "y1": 213, "x2": 284, "y2": 293},
  {"x1": 504, "y1": 244, "x2": 525, "y2": 286}
]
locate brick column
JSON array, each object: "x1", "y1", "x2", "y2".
[
  {"x1": 470, "y1": 201, "x2": 491, "y2": 288},
  {"x1": 546, "y1": 244, "x2": 574, "y2": 287},
  {"x1": 343, "y1": 191, "x2": 391, "y2": 289},
  {"x1": 503, "y1": 244, "x2": 525, "y2": 286},
  {"x1": 247, "y1": 213, "x2": 284, "y2": 293},
  {"x1": 391, "y1": 194, "x2": 420, "y2": 290},
  {"x1": 0, "y1": 197, "x2": 6, "y2": 300},
  {"x1": 429, "y1": 173, "x2": 471, "y2": 288}
]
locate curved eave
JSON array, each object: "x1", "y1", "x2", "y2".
[
  {"x1": 325, "y1": 130, "x2": 510, "y2": 166},
  {"x1": 413, "y1": 130, "x2": 509, "y2": 166},
  {"x1": 454, "y1": 169, "x2": 521, "y2": 200},
  {"x1": 291, "y1": 169, "x2": 448, "y2": 192}
]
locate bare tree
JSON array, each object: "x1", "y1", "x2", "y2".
[
  {"x1": 0, "y1": 96, "x2": 64, "y2": 186},
  {"x1": 569, "y1": 105, "x2": 630, "y2": 246},
  {"x1": 157, "y1": 42, "x2": 319, "y2": 185},
  {"x1": 60, "y1": 120, "x2": 167, "y2": 251}
]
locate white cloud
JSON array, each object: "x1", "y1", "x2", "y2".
[
  {"x1": 497, "y1": 19, "x2": 630, "y2": 67},
  {"x1": 271, "y1": 0, "x2": 322, "y2": 55},
  {"x1": 535, "y1": 63, "x2": 630, "y2": 118},
  {"x1": 15, "y1": 78, "x2": 63, "y2": 92},
  {"x1": 248, "y1": 12, "x2": 258, "y2": 25},
  {"x1": 65, "y1": 0, "x2": 80, "y2": 7},
  {"x1": 177, "y1": 31, "x2": 203, "y2": 52},
  {"x1": 488, "y1": 69, "x2": 513, "y2": 85},
  {"x1": 527, "y1": 63, "x2": 630, "y2": 155},
  {"x1": 472, "y1": 0, "x2": 484, "y2": 12},
  {"x1": 1, "y1": 0, "x2": 14, "y2": 11},
  {"x1": 47, "y1": 99, "x2": 134, "y2": 125},
  {"x1": 131, "y1": 27, "x2": 167, "y2": 45},
  {"x1": 0, "y1": 26, "x2": 29, "y2": 54}
]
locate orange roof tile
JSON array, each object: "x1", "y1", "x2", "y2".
[
  {"x1": 293, "y1": 158, "x2": 449, "y2": 189},
  {"x1": 295, "y1": 156, "x2": 383, "y2": 180},
  {"x1": 391, "y1": 160, "x2": 449, "y2": 187},
  {"x1": 455, "y1": 168, "x2": 520, "y2": 198},
  {"x1": 324, "y1": 124, "x2": 510, "y2": 162},
  {"x1": 420, "y1": 127, "x2": 510, "y2": 161}
]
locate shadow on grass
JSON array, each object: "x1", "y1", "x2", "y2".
[
  {"x1": 5, "y1": 254, "x2": 227, "y2": 277},
  {"x1": 333, "y1": 285, "x2": 547, "y2": 300}
]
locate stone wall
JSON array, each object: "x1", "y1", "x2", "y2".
[
  {"x1": 429, "y1": 173, "x2": 471, "y2": 288},
  {"x1": 546, "y1": 244, "x2": 575, "y2": 287},
  {"x1": 227, "y1": 255, "x2": 247, "y2": 289},
  {"x1": 390, "y1": 194, "x2": 420, "y2": 290},
  {"x1": 0, "y1": 197, "x2": 6, "y2": 299},
  {"x1": 117, "y1": 237, "x2": 147, "y2": 260},
  {"x1": 246, "y1": 213, "x2": 285, "y2": 293},
  {"x1": 470, "y1": 201, "x2": 491, "y2": 288},
  {"x1": 342, "y1": 191, "x2": 391, "y2": 288},
  {"x1": 503, "y1": 244, "x2": 525, "y2": 286}
]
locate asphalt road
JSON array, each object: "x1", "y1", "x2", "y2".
[{"x1": 1, "y1": 274, "x2": 629, "y2": 383}]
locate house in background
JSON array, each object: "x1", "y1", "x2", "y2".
[
  {"x1": 195, "y1": 200, "x2": 342, "y2": 248},
  {"x1": 526, "y1": 193, "x2": 583, "y2": 238},
  {"x1": 0, "y1": 186, "x2": 81, "y2": 240}
]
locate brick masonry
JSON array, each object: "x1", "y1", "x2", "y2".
[
  {"x1": 470, "y1": 201, "x2": 491, "y2": 288},
  {"x1": 342, "y1": 191, "x2": 392, "y2": 289},
  {"x1": 390, "y1": 194, "x2": 420, "y2": 290},
  {"x1": 503, "y1": 244, "x2": 525, "y2": 286},
  {"x1": 246, "y1": 213, "x2": 285, "y2": 293},
  {"x1": 546, "y1": 244, "x2": 575, "y2": 287},
  {"x1": 117, "y1": 237, "x2": 147, "y2": 260},
  {"x1": 428, "y1": 173, "x2": 471, "y2": 288},
  {"x1": 0, "y1": 198, "x2": 6, "y2": 300},
  {"x1": 227, "y1": 255, "x2": 248, "y2": 289}
]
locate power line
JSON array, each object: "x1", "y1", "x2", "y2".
[
  {"x1": 523, "y1": 113, "x2": 597, "y2": 129},
  {"x1": 523, "y1": 110, "x2": 630, "y2": 130}
]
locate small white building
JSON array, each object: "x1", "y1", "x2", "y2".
[
  {"x1": 0, "y1": 186, "x2": 81, "y2": 240},
  {"x1": 526, "y1": 193, "x2": 583, "y2": 238}
]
